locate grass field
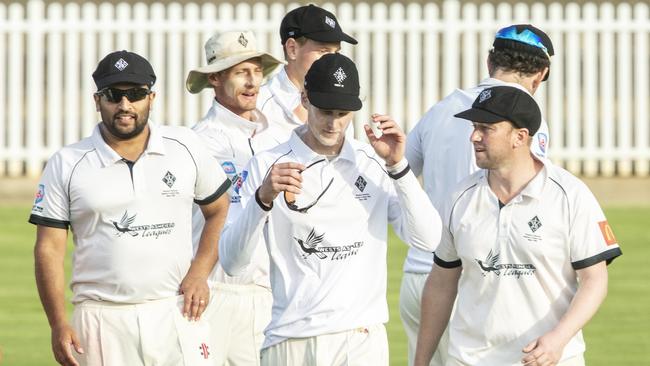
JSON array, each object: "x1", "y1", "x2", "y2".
[{"x1": 1, "y1": 204, "x2": 648, "y2": 365}]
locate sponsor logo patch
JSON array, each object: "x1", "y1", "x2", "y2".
[
  {"x1": 199, "y1": 343, "x2": 210, "y2": 359},
  {"x1": 111, "y1": 211, "x2": 175, "y2": 239},
  {"x1": 233, "y1": 170, "x2": 248, "y2": 195},
  {"x1": 221, "y1": 161, "x2": 236, "y2": 175},
  {"x1": 537, "y1": 133, "x2": 548, "y2": 155},
  {"x1": 35, "y1": 184, "x2": 45, "y2": 204},
  {"x1": 599, "y1": 220, "x2": 617, "y2": 245}
]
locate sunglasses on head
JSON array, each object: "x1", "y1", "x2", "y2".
[
  {"x1": 283, "y1": 159, "x2": 334, "y2": 214},
  {"x1": 495, "y1": 26, "x2": 549, "y2": 57},
  {"x1": 96, "y1": 87, "x2": 152, "y2": 103}
]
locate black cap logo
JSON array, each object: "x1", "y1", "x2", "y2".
[
  {"x1": 478, "y1": 89, "x2": 492, "y2": 103},
  {"x1": 325, "y1": 16, "x2": 336, "y2": 28},
  {"x1": 114, "y1": 58, "x2": 128, "y2": 71},
  {"x1": 333, "y1": 67, "x2": 347, "y2": 87}
]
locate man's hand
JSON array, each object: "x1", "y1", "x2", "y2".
[
  {"x1": 180, "y1": 274, "x2": 210, "y2": 321},
  {"x1": 51, "y1": 323, "x2": 83, "y2": 366},
  {"x1": 257, "y1": 162, "x2": 305, "y2": 207},
  {"x1": 364, "y1": 114, "x2": 406, "y2": 166},
  {"x1": 521, "y1": 331, "x2": 569, "y2": 366}
]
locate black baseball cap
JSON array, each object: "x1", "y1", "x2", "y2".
[
  {"x1": 304, "y1": 53, "x2": 361, "y2": 111},
  {"x1": 454, "y1": 86, "x2": 541, "y2": 135},
  {"x1": 280, "y1": 4, "x2": 357, "y2": 45},
  {"x1": 92, "y1": 50, "x2": 156, "y2": 90},
  {"x1": 493, "y1": 24, "x2": 554, "y2": 81}
]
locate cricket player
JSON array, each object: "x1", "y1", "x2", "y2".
[
  {"x1": 186, "y1": 30, "x2": 284, "y2": 365},
  {"x1": 219, "y1": 53, "x2": 442, "y2": 365},
  {"x1": 401, "y1": 24, "x2": 555, "y2": 365},
  {"x1": 31, "y1": 50, "x2": 230, "y2": 366},
  {"x1": 258, "y1": 4, "x2": 357, "y2": 138},
  {"x1": 414, "y1": 86, "x2": 622, "y2": 366}
]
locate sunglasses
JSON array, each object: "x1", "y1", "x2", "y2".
[
  {"x1": 494, "y1": 26, "x2": 549, "y2": 57},
  {"x1": 96, "y1": 87, "x2": 152, "y2": 103},
  {"x1": 283, "y1": 159, "x2": 334, "y2": 214}
]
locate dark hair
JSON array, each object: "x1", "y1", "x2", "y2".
[{"x1": 488, "y1": 46, "x2": 550, "y2": 77}]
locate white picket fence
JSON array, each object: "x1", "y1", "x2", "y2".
[{"x1": 0, "y1": 0, "x2": 649, "y2": 178}]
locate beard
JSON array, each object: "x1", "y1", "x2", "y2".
[{"x1": 101, "y1": 109, "x2": 149, "y2": 140}]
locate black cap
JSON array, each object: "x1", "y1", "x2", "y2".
[
  {"x1": 280, "y1": 5, "x2": 357, "y2": 45},
  {"x1": 493, "y1": 24, "x2": 554, "y2": 81},
  {"x1": 454, "y1": 86, "x2": 541, "y2": 135},
  {"x1": 304, "y1": 53, "x2": 361, "y2": 111},
  {"x1": 92, "y1": 50, "x2": 156, "y2": 90}
]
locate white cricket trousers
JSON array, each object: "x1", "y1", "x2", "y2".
[
  {"x1": 71, "y1": 295, "x2": 213, "y2": 366},
  {"x1": 201, "y1": 282, "x2": 272, "y2": 366},
  {"x1": 444, "y1": 353, "x2": 585, "y2": 366},
  {"x1": 260, "y1": 324, "x2": 388, "y2": 366},
  {"x1": 400, "y1": 272, "x2": 448, "y2": 366}
]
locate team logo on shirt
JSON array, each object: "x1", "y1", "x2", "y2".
[
  {"x1": 294, "y1": 228, "x2": 364, "y2": 261},
  {"x1": 355, "y1": 175, "x2": 367, "y2": 192},
  {"x1": 110, "y1": 211, "x2": 175, "y2": 239},
  {"x1": 162, "y1": 171, "x2": 176, "y2": 188},
  {"x1": 354, "y1": 175, "x2": 372, "y2": 201},
  {"x1": 475, "y1": 249, "x2": 536, "y2": 279},
  {"x1": 528, "y1": 216, "x2": 542, "y2": 232},
  {"x1": 537, "y1": 133, "x2": 548, "y2": 154},
  {"x1": 34, "y1": 184, "x2": 45, "y2": 204}
]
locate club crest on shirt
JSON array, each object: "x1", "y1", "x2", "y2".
[
  {"x1": 110, "y1": 211, "x2": 175, "y2": 239},
  {"x1": 199, "y1": 343, "x2": 210, "y2": 359},
  {"x1": 537, "y1": 133, "x2": 548, "y2": 155},
  {"x1": 475, "y1": 249, "x2": 536, "y2": 279},
  {"x1": 294, "y1": 228, "x2": 364, "y2": 261},
  {"x1": 161, "y1": 171, "x2": 180, "y2": 198},
  {"x1": 523, "y1": 215, "x2": 543, "y2": 242},
  {"x1": 354, "y1": 175, "x2": 372, "y2": 201}
]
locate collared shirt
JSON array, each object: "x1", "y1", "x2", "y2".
[
  {"x1": 258, "y1": 67, "x2": 355, "y2": 140},
  {"x1": 29, "y1": 123, "x2": 229, "y2": 304},
  {"x1": 403, "y1": 78, "x2": 552, "y2": 273},
  {"x1": 219, "y1": 126, "x2": 441, "y2": 349},
  {"x1": 191, "y1": 99, "x2": 286, "y2": 288},
  {"x1": 434, "y1": 158, "x2": 622, "y2": 365}
]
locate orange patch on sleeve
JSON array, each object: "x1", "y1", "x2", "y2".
[{"x1": 598, "y1": 221, "x2": 618, "y2": 246}]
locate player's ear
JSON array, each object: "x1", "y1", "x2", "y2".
[
  {"x1": 300, "y1": 91, "x2": 310, "y2": 109},
  {"x1": 285, "y1": 38, "x2": 298, "y2": 61},
  {"x1": 94, "y1": 93, "x2": 101, "y2": 112},
  {"x1": 207, "y1": 73, "x2": 221, "y2": 88},
  {"x1": 148, "y1": 91, "x2": 156, "y2": 110},
  {"x1": 513, "y1": 127, "x2": 530, "y2": 148}
]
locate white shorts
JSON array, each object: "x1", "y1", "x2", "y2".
[
  {"x1": 201, "y1": 282, "x2": 272, "y2": 366},
  {"x1": 399, "y1": 272, "x2": 448, "y2": 366},
  {"x1": 260, "y1": 324, "x2": 388, "y2": 366},
  {"x1": 71, "y1": 295, "x2": 213, "y2": 366}
]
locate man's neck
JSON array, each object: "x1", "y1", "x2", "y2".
[
  {"x1": 284, "y1": 65, "x2": 303, "y2": 91},
  {"x1": 491, "y1": 71, "x2": 535, "y2": 94},
  {"x1": 100, "y1": 124, "x2": 150, "y2": 162},
  {"x1": 487, "y1": 154, "x2": 543, "y2": 205}
]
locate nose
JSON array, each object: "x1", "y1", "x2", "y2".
[
  {"x1": 470, "y1": 128, "x2": 481, "y2": 142},
  {"x1": 117, "y1": 96, "x2": 132, "y2": 110}
]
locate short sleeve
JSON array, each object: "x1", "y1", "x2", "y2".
[
  {"x1": 187, "y1": 130, "x2": 230, "y2": 205},
  {"x1": 569, "y1": 186, "x2": 622, "y2": 269},
  {"x1": 531, "y1": 118, "x2": 550, "y2": 159},
  {"x1": 28, "y1": 153, "x2": 71, "y2": 229},
  {"x1": 433, "y1": 195, "x2": 461, "y2": 268}
]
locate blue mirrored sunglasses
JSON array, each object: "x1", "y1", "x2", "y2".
[{"x1": 495, "y1": 26, "x2": 549, "y2": 56}]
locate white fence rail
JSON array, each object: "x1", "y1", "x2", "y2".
[{"x1": 0, "y1": 0, "x2": 649, "y2": 177}]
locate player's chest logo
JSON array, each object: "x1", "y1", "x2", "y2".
[
  {"x1": 110, "y1": 210, "x2": 176, "y2": 239},
  {"x1": 523, "y1": 215, "x2": 543, "y2": 242},
  {"x1": 161, "y1": 171, "x2": 180, "y2": 198},
  {"x1": 354, "y1": 175, "x2": 372, "y2": 201},
  {"x1": 475, "y1": 249, "x2": 536, "y2": 279},
  {"x1": 294, "y1": 228, "x2": 364, "y2": 262}
]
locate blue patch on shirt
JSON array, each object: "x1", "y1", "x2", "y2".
[{"x1": 221, "y1": 161, "x2": 236, "y2": 175}]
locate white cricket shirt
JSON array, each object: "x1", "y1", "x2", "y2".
[
  {"x1": 191, "y1": 99, "x2": 287, "y2": 288},
  {"x1": 434, "y1": 158, "x2": 622, "y2": 365},
  {"x1": 258, "y1": 67, "x2": 355, "y2": 139},
  {"x1": 403, "y1": 78, "x2": 551, "y2": 274},
  {"x1": 29, "y1": 123, "x2": 230, "y2": 304},
  {"x1": 219, "y1": 127, "x2": 441, "y2": 349}
]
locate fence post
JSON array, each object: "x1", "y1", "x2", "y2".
[
  {"x1": 46, "y1": 3, "x2": 63, "y2": 159},
  {"x1": 0, "y1": 3, "x2": 6, "y2": 176},
  {"x1": 583, "y1": 3, "x2": 599, "y2": 176},
  {"x1": 25, "y1": 0, "x2": 45, "y2": 176},
  {"x1": 634, "y1": 3, "x2": 649, "y2": 176},
  {"x1": 8, "y1": 3, "x2": 24, "y2": 177},
  {"x1": 565, "y1": 3, "x2": 580, "y2": 174},
  {"x1": 600, "y1": 3, "x2": 616, "y2": 177},
  {"x1": 617, "y1": 3, "x2": 633, "y2": 176},
  {"x1": 442, "y1": 0, "x2": 460, "y2": 96}
]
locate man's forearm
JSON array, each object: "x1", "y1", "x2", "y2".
[
  {"x1": 35, "y1": 241, "x2": 68, "y2": 328},
  {"x1": 414, "y1": 265, "x2": 460, "y2": 366},
  {"x1": 191, "y1": 194, "x2": 230, "y2": 279}
]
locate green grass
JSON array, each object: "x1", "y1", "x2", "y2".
[{"x1": 1, "y1": 204, "x2": 648, "y2": 365}]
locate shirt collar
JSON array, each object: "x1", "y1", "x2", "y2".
[
  {"x1": 208, "y1": 99, "x2": 268, "y2": 136},
  {"x1": 91, "y1": 122, "x2": 165, "y2": 167},
  {"x1": 477, "y1": 77, "x2": 531, "y2": 95},
  {"x1": 268, "y1": 67, "x2": 303, "y2": 125},
  {"x1": 288, "y1": 125, "x2": 357, "y2": 165},
  {"x1": 518, "y1": 156, "x2": 550, "y2": 200}
]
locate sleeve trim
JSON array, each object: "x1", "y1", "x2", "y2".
[
  {"x1": 571, "y1": 247, "x2": 623, "y2": 270},
  {"x1": 194, "y1": 178, "x2": 231, "y2": 205},
  {"x1": 388, "y1": 165, "x2": 411, "y2": 180},
  {"x1": 28, "y1": 215, "x2": 70, "y2": 229},
  {"x1": 255, "y1": 188, "x2": 273, "y2": 211},
  {"x1": 434, "y1": 254, "x2": 462, "y2": 268}
]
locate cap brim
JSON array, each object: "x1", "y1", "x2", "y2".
[
  {"x1": 186, "y1": 52, "x2": 285, "y2": 94},
  {"x1": 454, "y1": 107, "x2": 507, "y2": 124},
  {"x1": 96, "y1": 73, "x2": 154, "y2": 90},
  {"x1": 305, "y1": 30, "x2": 358, "y2": 45},
  {"x1": 307, "y1": 90, "x2": 361, "y2": 111}
]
